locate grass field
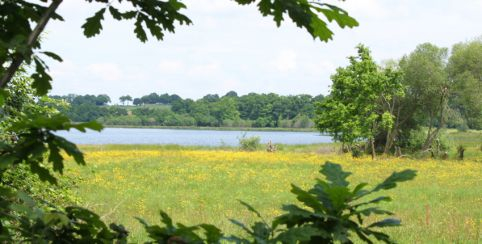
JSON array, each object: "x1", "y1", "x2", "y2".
[{"x1": 63, "y1": 138, "x2": 482, "y2": 243}]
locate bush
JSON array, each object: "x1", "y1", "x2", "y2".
[
  {"x1": 238, "y1": 134, "x2": 261, "y2": 151},
  {"x1": 351, "y1": 144, "x2": 363, "y2": 158},
  {"x1": 406, "y1": 128, "x2": 449, "y2": 153},
  {"x1": 457, "y1": 145, "x2": 465, "y2": 160},
  {"x1": 228, "y1": 162, "x2": 417, "y2": 243}
]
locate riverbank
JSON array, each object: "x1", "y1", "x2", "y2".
[{"x1": 103, "y1": 124, "x2": 318, "y2": 132}]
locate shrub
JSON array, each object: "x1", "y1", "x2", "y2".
[
  {"x1": 406, "y1": 128, "x2": 449, "y2": 153},
  {"x1": 238, "y1": 134, "x2": 261, "y2": 151},
  {"x1": 457, "y1": 145, "x2": 465, "y2": 160},
  {"x1": 228, "y1": 162, "x2": 417, "y2": 243},
  {"x1": 351, "y1": 144, "x2": 363, "y2": 158}
]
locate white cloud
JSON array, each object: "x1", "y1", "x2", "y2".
[
  {"x1": 50, "y1": 59, "x2": 77, "y2": 77},
  {"x1": 158, "y1": 60, "x2": 184, "y2": 73},
  {"x1": 188, "y1": 62, "x2": 221, "y2": 76},
  {"x1": 273, "y1": 50, "x2": 297, "y2": 72},
  {"x1": 305, "y1": 60, "x2": 336, "y2": 75},
  {"x1": 87, "y1": 63, "x2": 123, "y2": 81},
  {"x1": 186, "y1": 0, "x2": 238, "y2": 13}
]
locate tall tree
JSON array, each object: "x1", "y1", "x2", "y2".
[
  {"x1": 315, "y1": 45, "x2": 404, "y2": 158},
  {"x1": 447, "y1": 38, "x2": 482, "y2": 129},
  {"x1": 119, "y1": 95, "x2": 132, "y2": 105},
  {"x1": 399, "y1": 43, "x2": 449, "y2": 150}
]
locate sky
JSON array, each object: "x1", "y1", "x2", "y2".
[{"x1": 43, "y1": 0, "x2": 482, "y2": 103}]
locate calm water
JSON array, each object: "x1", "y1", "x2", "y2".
[{"x1": 55, "y1": 128, "x2": 331, "y2": 146}]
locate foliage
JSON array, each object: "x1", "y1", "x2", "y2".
[
  {"x1": 138, "y1": 211, "x2": 223, "y2": 243},
  {"x1": 229, "y1": 162, "x2": 416, "y2": 243},
  {"x1": 315, "y1": 45, "x2": 404, "y2": 156},
  {"x1": 399, "y1": 43, "x2": 450, "y2": 150},
  {"x1": 52, "y1": 92, "x2": 322, "y2": 128},
  {"x1": 447, "y1": 38, "x2": 482, "y2": 130},
  {"x1": 457, "y1": 145, "x2": 465, "y2": 160},
  {"x1": 0, "y1": 0, "x2": 360, "y2": 242},
  {"x1": 239, "y1": 134, "x2": 261, "y2": 151},
  {"x1": 404, "y1": 128, "x2": 449, "y2": 154}
]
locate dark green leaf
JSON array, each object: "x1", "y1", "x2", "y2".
[
  {"x1": 276, "y1": 225, "x2": 329, "y2": 243},
  {"x1": 31, "y1": 58, "x2": 52, "y2": 95},
  {"x1": 368, "y1": 218, "x2": 401, "y2": 228},
  {"x1": 372, "y1": 170, "x2": 417, "y2": 192},
  {"x1": 239, "y1": 200, "x2": 262, "y2": 218},
  {"x1": 200, "y1": 224, "x2": 222, "y2": 243},
  {"x1": 41, "y1": 51, "x2": 63, "y2": 62},
  {"x1": 291, "y1": 184, "x2": 324, "y2": 212},
  {"x1": 82, "y1": 8, "x2": 106, "y2": 37},
  {"x1": 320, "y1": 161, "x2": 351, "y2": 187}
]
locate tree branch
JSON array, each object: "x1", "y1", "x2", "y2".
[{"x1": 0, "y1": 0, "x2": 63, "y2": 89}]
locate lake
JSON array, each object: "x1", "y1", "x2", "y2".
[{"x1": 55, "y1": 128, "x2": 332, "y2": 146}]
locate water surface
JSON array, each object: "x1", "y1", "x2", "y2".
[{"x1": 55, "y1": 128, "x2": 331, "y2": 146}]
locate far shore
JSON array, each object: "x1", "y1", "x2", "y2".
[{"x1": 102, "y1": 125, "x2": 319, "y2": 132}]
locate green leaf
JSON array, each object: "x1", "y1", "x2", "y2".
[
  {"x1": 291, "y1": 184, "x2": 324, "y2": 212},
  {"x1": 74, "y1": 120, "x2": 104, "y2": 132},
  {"x1": 159, "y1": 210, "x2": 174, "y2": 228},
  {"x1": 0, "y1": 155, "x2": 17, "y2": 169},
  {"x1": 229, "y1": 219, "x2": 253, "y2": 235},
  {"x1": 134, "y1": 17, "x2": 148, "y2": 42},
  {"x1": 48, "y1": 142, "x2": 64, "y2": 173},
  {"x1": 276, "y1": 225, "x2": 329, "y2": 243},
  {"x1": 368, "y1": 218, "x2": 401, "y2": 228},
  {"x1": 357, "y1": 207, "x2": 394, "y2": 217},
  {"x1": 372, "y1": 170, "x2": 417, "y2": 192},
  {"x1": 108, "y1": 6, "x2": 122, "y2": 20},
  {"x1": 353, "y1": 196, "x2": 392, "y2": 208},
  {"x1": 41, "y1": 51, "x2": 63, "y2": 62},
  {"x1": 82, "y1": 8, "x2": 106, "y2": 37},
  {"x1": 31, "y1": 57, "x2": 52, "y2": 96},
  {"x1": 29, "y1": 161, "x2": 57, "y2": 184},
  {"x1": 0, "y1": 89, "x2": 7, "y2": 106},
  {"x1": 199, "y1": 224, "x2": 222, "y2": 243},
  {"x1": 320, "y1": 161, "x2": 351, "y2": 187},
  {"x1": 239, "y1": 200, "x2": 262, "y2": 218}
]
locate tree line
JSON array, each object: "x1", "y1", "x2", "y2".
[
  {"x1": 316, "y1": 38, "x2": 482, "y2": 157},
  {"x1": 50, "y1": 92, "x2": 325, "y2": 128}
]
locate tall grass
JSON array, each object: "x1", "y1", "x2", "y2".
[{"x1": 64, "y1": 143, "x2": 482, "y2": 243}]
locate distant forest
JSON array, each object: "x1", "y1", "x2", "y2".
[{"x1": 49, "y1": 92, "x2": 325, "y2": 128}]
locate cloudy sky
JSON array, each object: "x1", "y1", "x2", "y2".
[{"x1": 43, "y1": 0, "x2": 482, "y2": 102}]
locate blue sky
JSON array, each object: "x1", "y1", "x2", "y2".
[{"x1": 43, "y1": 0, "x2": 482, "y2": 102}]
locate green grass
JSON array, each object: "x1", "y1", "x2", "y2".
[{"x1": 64, "y1": 132, "x2": 482, "y2": 243}]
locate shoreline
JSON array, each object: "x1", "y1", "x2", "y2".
[{"x1": 103, "y1": 125, "x2": 319, "y2": 132}]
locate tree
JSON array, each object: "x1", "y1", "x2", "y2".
[
  {"x1": 315, "y1": 45, "x2": 404, "y2": 158},
  {"x1": 447, "y1": 38, "x2": 482, "y2": 129},
  {"x1": 0, "y1": 0, "x2": 359, "y2": 241},
  {"x1": 133, "y1": 98, "x2": 142, "y2": 106},
  {"x1": 119, "y1": 95, "x2": 132, "y2": 105},
  {"x1": 399, "y1": 43, "x2": 449, "y2": 150},
  {"x1": 224, "y1": 90, "x2": 238, "y2": 98}
]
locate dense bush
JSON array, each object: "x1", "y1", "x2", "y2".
[
  {"x1": 406, "y1": 128, "x2": 449, "y2": 153},
  {"x1": 239, "y1": 134, "x2": 261, "y2": 151}
]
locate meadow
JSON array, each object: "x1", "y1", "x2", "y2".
[{"x1": 62, "y1": 132, "x2": 482, "y2": 243}]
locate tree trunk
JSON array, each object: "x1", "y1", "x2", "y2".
[
  {"x1": 370, "y1": 138, "x2": 375, "y2": 160},
  {"x1": 422, "y1": 87, "x2": 448, "y2": 151}
]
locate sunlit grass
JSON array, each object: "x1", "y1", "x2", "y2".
[{"x1": 64, "y1": 144, "x2": 482, "y2": 243}]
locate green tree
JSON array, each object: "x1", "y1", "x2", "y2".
[
  {"x1": 399, "y1": 43, "x2": 449, "y2": 150},
  {"x1": 447, "y1": 38, "x2": 482, "y2": 129},
  {"x1": 119, "y1": 95, "x2": 132, "y2": 105},
  {"x1": 315, "y1": 45, "x2": 404, "y2": 158},
  {"x1": 0, "y1": 0, "x2": 359, "y2": 241}
]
